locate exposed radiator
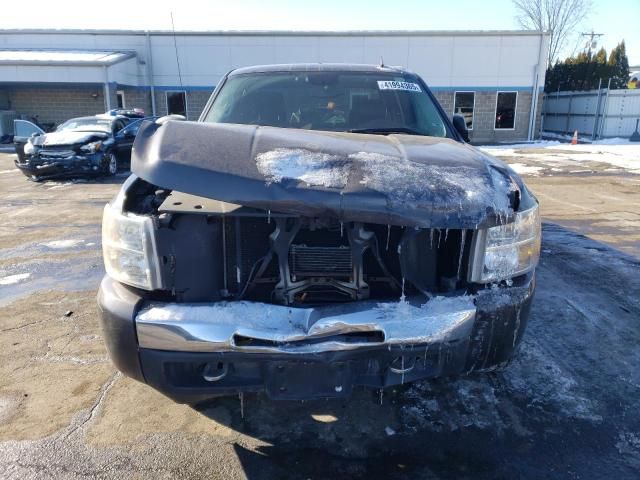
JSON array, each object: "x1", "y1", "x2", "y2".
[{"x1": 289, "y1": 244, "x2": 352, "y2": 278}]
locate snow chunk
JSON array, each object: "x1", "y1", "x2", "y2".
[
  {"x1": 256, "y1": 148, "x2": 350, "y2": 188},
  {"x1": 421, "y1": 295, "x2": 477, "y2": 315},
  {"x1": 374, "y1": 295, "x2": 476, "y2": 341},
  {"x1": 0, "y1": 273, "x2": 30, "y2": 285}
]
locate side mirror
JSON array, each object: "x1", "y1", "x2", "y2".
[
  {"x1": 155, "y1": 114, "x2": 186, "y2": 125},
  {"x1": 452, "y1": 115, "x2": 470, "y2": 143}
]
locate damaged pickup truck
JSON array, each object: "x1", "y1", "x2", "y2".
[{"x1": 98, "y1": 64, "x2": 541, "y2": 403}]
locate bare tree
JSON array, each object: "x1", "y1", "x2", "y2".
[{"x1": 513, "y1": 0, "x2": 592, "y2": 66}]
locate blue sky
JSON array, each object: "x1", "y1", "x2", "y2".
[{"x1": 4, "y1": 0, "x2": 639, "y2": 64}]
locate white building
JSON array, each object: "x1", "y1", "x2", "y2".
[{"x1": 0, "y1": 29, "x2": 549, "y2": 142}]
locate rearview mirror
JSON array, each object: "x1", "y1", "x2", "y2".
[{"x1": 452, "y1": 115, "x2": 470, "y2": 143}]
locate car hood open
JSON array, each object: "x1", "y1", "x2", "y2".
[
  {"x1": 33, "y1": 130, "x2": 109, "y2": 147},
  {"x1": 132, "y1": 120, "x2": 523, "y2": 228}
]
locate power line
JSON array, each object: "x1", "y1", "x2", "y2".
[
  {"x1": 580, "y1": 31, "x2": 604, "y2": 57},
  {"x1": 170, "y1": 12, "x2": 184, "y2": 88}
]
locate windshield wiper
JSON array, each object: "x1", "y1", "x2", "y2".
[{"x1": 348, "y1": 127, "x2": 424, "y2": 136}]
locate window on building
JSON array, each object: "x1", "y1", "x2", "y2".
[
  {"x1": 166, "y1": 91, "x2": 187, "y2": 116},
  {"x1": 116, "y1": 90, "x2": 125, "y2": 109},
  {"x1": 453, "y1": 92, "x2": 475, "y2": 130},
  {"x1": 495, "y1": 92, "x2": 517, "y2": 129}
]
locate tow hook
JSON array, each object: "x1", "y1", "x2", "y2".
[
  {"x1": 389, "y1": 355, "x2": 416, "y2": 374},
  {"x1": 202, "y1": 362, "x2": 229, "y2": 382}
]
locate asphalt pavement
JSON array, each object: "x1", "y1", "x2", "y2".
[{"x1": 0, "y1": 152, "x2": 639, "y2": 479}]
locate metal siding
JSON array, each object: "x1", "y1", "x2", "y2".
[
  {"x1": 1, "y1": 31, "x2": 549, "y2": 90},
  {"x1": 542, "y1": 89, "x2": 640, "y2": 138}
]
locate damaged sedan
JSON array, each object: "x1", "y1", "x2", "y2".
[
  {"x1": 14, "y1": 114, "x2": 153, "y2": 181},
  {"x1": 98, "y1": 64, "x2": 541, "y2": 403}
]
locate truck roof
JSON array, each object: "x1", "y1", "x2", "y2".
[{"x1": 228, "y1": 63, "x2": 411, "y2": 76}]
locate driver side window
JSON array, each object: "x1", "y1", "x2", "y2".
[
  {"x1": 113, "y1": 119, "x2": 127, "y2": 133},
  {"x1": 122, "y1": 120, "x2": 142, "y2": 137}
]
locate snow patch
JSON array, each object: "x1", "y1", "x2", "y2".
[
  {"x1": 508, "y1": 163, "x2": 544, "y2": 176},
  {"x1": 255, "y1": 147, "x2": 515, "y2": 215},
  {"x1": 480, "y1": 140, "x2": 640, "y2": 175},
  {"x1": 42, "y1": 239, "x2": 84, "y2": 249},
  {"x1": 255, "y1": 148, "x2": 350, "y2": 188},
  {"x1": 0, "y1": 273, "x2": 30, "y2": 285},
  {"x1": 616, "y1": 431, "x2": 640, "y2": 455},
  {"x1": 504, "y1": 341, "x2": 602, "y2": 422},
  {"x1": 353, "y1": 150, "x2": 513, "y2": 213}
]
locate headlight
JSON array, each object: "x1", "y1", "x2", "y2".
[
  {"x1": 80, "y1": 141, "x2": 102, "y2": 154},
  {"x1": 470, "y1": 205, "x2": 541, "y2": 283},
  {"x1": 102, "y1": 204, "x2": 162, "y2": 290},
  {"x1": 24, "y1": 141, "x2": 35, "y2": 155}
]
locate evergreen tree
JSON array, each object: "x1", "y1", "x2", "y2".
[
  {"x1": 544, "y1": 41, "x2": 630, "y2": 92},
  {"x1": 608, "y1": 41, "x2": 630, "y2": 89}
]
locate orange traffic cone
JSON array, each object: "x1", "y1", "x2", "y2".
[{"x1": 571, "y1": 130, "x2": 578, "y2": 145}]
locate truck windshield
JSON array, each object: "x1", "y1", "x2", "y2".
[{"x1": 204, "y1": 71, "x2": 449, "y2": 137}]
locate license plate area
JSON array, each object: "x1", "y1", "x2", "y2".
[{"x1": 265, "y1": 361, "x2": 352, "y2": 400}]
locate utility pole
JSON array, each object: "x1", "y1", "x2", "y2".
[{"x1": 581, "y1": 31, "x2": 604, "y2": 57}]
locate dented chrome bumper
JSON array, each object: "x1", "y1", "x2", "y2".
[
  {"x1": 135, "y1": 297, "x2": 477, "y2": 354},
  {"x1": 98, "y1": 274, "x2": 535, "y2": 402}
]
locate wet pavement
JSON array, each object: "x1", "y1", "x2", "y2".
[{"x1": 0, "y1": 151, "x2": 639, "y2": 479}]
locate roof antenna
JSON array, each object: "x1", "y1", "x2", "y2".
[
  {"x1": 170, "y1": 12, "x2": 184, "y2": 88},
  {"x1": 380, "y1": 56, "x2": 385, "y2": 68}
]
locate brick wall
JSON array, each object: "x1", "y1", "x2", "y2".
[
  {"x1": 433, "y1": 90, "x2": 534, "y2": 143},
  {"x1": 187, "y1": 90, "x2": 213, "y2": 120},
  {"x1": 154, "y1": 89, "x2": 214, "y2": 120},
  {"x1": 5, "y1": 86, "x2": 106, "y2": 126},
  {"x1": 3, "y1": 84, "x2": 540, "y2": 141},
  {"x1": 2, "y1": 85, "x2": 213, "y2": 126},
  {"x1": 0, "y1": 89, "x2": 9, "y2": 110},
  {"x1": 533, "y1": 93, "x2": 544, "y2": 138},
  {"x1": 115, "y1": 87, "x2": 153, "y2": 116}
]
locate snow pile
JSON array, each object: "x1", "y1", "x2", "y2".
[{"x1": 256, "y1": 148, "x2": 351, "y2": 188}]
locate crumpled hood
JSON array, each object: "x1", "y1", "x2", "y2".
[
  {"x1": 132, "y1": 120, "x2": 526, "y2": 228},
  {"x1": 33, "y1": 130, "x2": 109, "y2": 147}
]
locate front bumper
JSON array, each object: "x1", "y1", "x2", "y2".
[
  {"x1": 15, "y1": 152, "x2": 105, "y2": 179},
  {"x1": 98, "y1": 275, "x2": 535, "y2": 402}
]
